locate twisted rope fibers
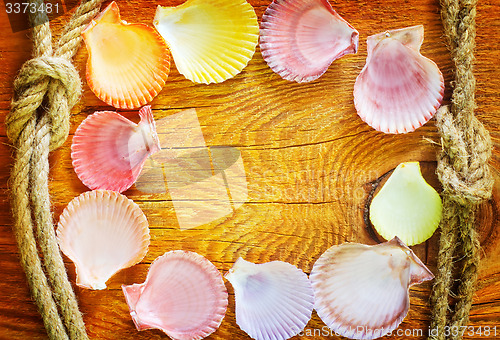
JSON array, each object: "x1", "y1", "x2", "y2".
[
  {"x1": 430, "y1": 0, "x2": 494, "y2": 339},
  {"x1": 5, "y1": 0, "x2": 103, "y2": 338}
]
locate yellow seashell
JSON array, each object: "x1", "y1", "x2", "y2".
[{"x1": 154, "y1": 0, "x2": 259, "y2": 84}]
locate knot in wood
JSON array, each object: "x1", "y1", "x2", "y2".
[{"x1": 6, "y1": 55, "x2": 82, "y2": 151}]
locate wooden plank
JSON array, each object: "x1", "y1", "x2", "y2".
[{"x1": 0, "y1": 0, "x2": 499, "y2": 339}]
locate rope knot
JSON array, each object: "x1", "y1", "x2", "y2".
[
  {"x1": 436, "y1": 105, "x2": 494, "y2": 205},
  {"x1": 7, "y1": 55, "x2": 82, "y2": 151}
]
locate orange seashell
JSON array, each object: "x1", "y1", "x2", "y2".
[{"x1": 82, "y1": 1, "x2": 170, "y2": 109}]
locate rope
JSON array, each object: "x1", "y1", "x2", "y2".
[
  {"x1": 5, "y1": 0, "x2": 103, "y2": 338},
  {"x1": 430, "y1": 0, "x2": 494, "y2": 339}
]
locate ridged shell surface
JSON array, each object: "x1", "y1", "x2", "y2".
[
  {"x1": 57, "y1": 190, "x2": 150, "y2": 290},
  {"x1": 82, "y1": 1, "x2": 170, "y2": 109},
  {"x1": 71, "y1": 106, "x2": 160, "y2": 193},
  {"x1": 225, "y1": 258, "x2": 314, "y2": 340},
  {"x1": 310, "y1": 237, "x2": 434, "y2": 339},
  {"x1": 260, "y1": 0, "x2": 358, "y2": 82},
  {"x1": 154, "y1": 0, "x2": 258, "y2": 84},
  {"x1": 122, "y1": 250, "x2": 228, "y2": 340},
  {"x1": 353, "y1": 25, "x2": 444, "y2": 133}
]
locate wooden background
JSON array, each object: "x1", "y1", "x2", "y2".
[{"x1": 1, "y1": 0, "x2": 499, "y2": 339}]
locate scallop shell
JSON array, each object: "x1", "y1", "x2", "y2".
[
  {"x1": 310, "y1": 237, "x2": 434, "y2": 340},
  {"x1": 153, "y1": 0, "x2": 259, "y2": 84},
  {"x1": 122, "y1": 250, "x2": 228, "y2": 340},
  {"x1": 57, "y1": 190, "x2": 150, "y2": 290},
  {"x1": 353, "y1": 25, "x2": 444, "y2": 133},
  {"x1": 71, "y1": 105, "x2": 161, "y2": 193},
  {"x1": 225, "y1": 258, "x2": 314, "y2": 340},
  {"x1": 370, "y1": 162, "x2": 442, "y2": 246},
  {"x1": 82, "y1": 1, "x2": 170, "y2": 109},
  {"x1": 260, "y1": 0, "x2": 358, "y2": 83}
]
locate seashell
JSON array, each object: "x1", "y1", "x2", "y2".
[
  {"x1": 122, "y1": 250, "x2": 228, "y2": 339},
  {"x1": 82, "y1": 1, "x2": 170, "y2": 109},
  {"x1": 370, "y1": 162, "x2": 442, "y2": 246},
  {"x1": 153, "y1": 0, "x2": 259, "y2": 84},
  {"x1": 310, "y1": 237, "x2": 434, "y2": 340},
  {"x1": 71, "y1": 105, "x2": 161, "y2": 193},
  {"x1": 57, "y1": 190, "x2": 150, "y2": 290},
  {"x1": 260, "y1": 0, "x2": 359, "y2": 83},
  {"x1": 353, "y1": 25, "x2": 444, "y2": 134},
  {"x1": 225, "y1": 258, "x2": 314, "y2": 340}
]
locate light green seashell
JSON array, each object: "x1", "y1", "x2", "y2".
[{"x1": 369, "y1": 162, "x2": 442, "y2": 246}]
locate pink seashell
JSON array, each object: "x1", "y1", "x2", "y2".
[
  {"x1": 353, "y1": 25, "x2": 445, "y2": 134},
  {"x1": 122, "y1": 250, "x2": 228, "y2": 340},
  {"x1": 71, "y1": 105, "x2": 161, "y2": 193},
  {"x1": 260, "y1": 0, "x2": 358, "y2": 83},
  {"x1": 57, "y1": 190, "x2": 150, "y2": 290},
  {"x1": 225, "y1": 258, "x2": 314, "y2": 340},
  {"x1": 310, "y1": 237, "x2": 434, "y2": 340}
]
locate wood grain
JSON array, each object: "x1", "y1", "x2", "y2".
[{"x1": 0, "y1": 0, "x2": 499, "y2": 339}]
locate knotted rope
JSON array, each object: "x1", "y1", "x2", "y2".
[
  {"x1": 430, "y1": 0, "x2": 494, "y2": 339},
  {"x1": 5, "y1": 0, "x2": 103, "y2": 338}
]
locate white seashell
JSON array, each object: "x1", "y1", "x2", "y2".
[
  {"x1": 71, "y1": 105, "x2": 161, "y2": 193},
  {"x1": 310, "y1": 237, "x2": 434, "y2": 339},
  {"x1": 260, "y1": 0, "x2": 358, "y2": 82},
  {"x1": 122, "y1": 250, "x2": 228, "y2": 340},
  {"x1": 353, "y1": 25, "x2": 444, "y2": 133},
  {"x1": 57, "y1": 190, "x2": 150, "y2": 290},
  {"x1": 225, "y1": 258, "x2": 314, "y2": 340}
]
